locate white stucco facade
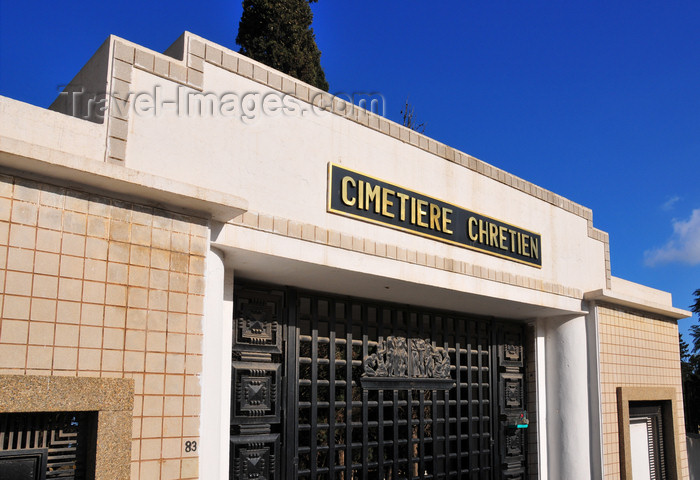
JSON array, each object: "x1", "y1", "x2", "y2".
[{"x1": 0, "y1": 31, "x2": 691, "y2": 480}]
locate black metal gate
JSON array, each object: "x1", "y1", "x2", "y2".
[{"x1": 231, "y1": 285, "x2": 527, "y2": 480}]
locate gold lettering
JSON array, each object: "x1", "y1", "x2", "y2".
[
  {"x1": 365, "y1": 183, "x2": 381, "y2": 213},
  {"x1": 411, "y1": 197, "x2": 416, "y2": 224},
  {"x1": 508, "y1": 230, "x2": 517, "y2": 252},
  {"x1": 397, "y1": 192, "x2": 409, "y2": 221},
  {"x1": 382, "y1": 188, "x2": 395, "y2": 218},
  {"x1": 479, "y1": 219, "x2": 488, "y2": 244},
  {"x1": 489, "y1": 223, "x2": 499, "y2": 247},
  {"x1": 358, "y1": 180, "x2": 365, "y2": 210},
  {"x1": 530, "y1": 237, "x2": 539, "y2": 259},
  {"x1": 468, "y1": 217, "x2": 478, "y2": 241},
  {"x1": 416, "y1": 199, "x2": 428, "y2": 227},
  {"x1": 499, "y1": 226, "x2": 507, "y2": 250},
  {"x1": 517, "y1": 232, "x2": 523, "y2": 255},
  {"x1": 341, "y1": 176, "x2": 356, "y2": 206},
  {"x1": 522, "y1": 234, "x2": 530, "y2": 257},
  {"x1": 429, "y1": 203, "x2": 441, "y2": 231},
  {"x1": 442, "y1": 208, "x2": 453, "y2": 235}
]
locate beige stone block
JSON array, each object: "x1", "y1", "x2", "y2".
[
  {"x1": 148, "y1": 290, "x2": 168, "y2": 312},
  {"x1": 32, "y1": 274, "x2": 58, "y2": 298},
  {"x1": 143, "y1": 374, "x2": 165, "y2": 396},
  {"x1": 188, "y1": 256, "x2": 205, "y2": 275},
  {"x1": 9, "y1": 224, "x2": 36, "y2": 249},
  {"x1": 145, "y1": 352, "x2": 165, "y2": 372},
  {"x1": 128, "y1": 266, "x2": 149, "y2": 288},
  {"x1": 169, "y1": 62, "x2": 187, "y2": 83},
  {"x1": 168, "y1": 292, "x2": 187, "y2": 313},
  {"x1": 185, "y1": 335, "x2": 202, "y2": 355},
  {"x1": 184, "y1": 354, "x2": 202, "y2": 375},
  {"x1": 11, "y1": 201, "x2": 38, "y2": 226},
  {"x1": 78, "y1": 348, "x2": 102, "y2": 370},
  {"x1": 187, "y1": 68, "x2": 203, "y2": 87},
  {"x1": 124, "y1": 351, "x2": 145, "y2": 372},
  {"x1": 6, "y1": 247, "x2": 34, "y2": 272},
  {"x1": 26, "y1": 345, "x2": 53, "y2": 369},
  {"x1": 61, "y1": 233, "x2": 85, "y2": 257},
  {"x1": 107, "y1": 262, "x2": 128, "y2": 284},
  {"x1": 104, "y1": 306, "x2": 125, "y2": 328},
  {"x1": 80, "y1": 303, "x2": 104, "y2": 325},
  {"x1": 38, "y1": 206, "x2": 62, "y2": 230},
  {"x1": 182, "y1": 417, "x2": 199, "y2": 438},
  {"x1": 13, "y1": 180, "x2": 40, "y2": 202},
  {"x1": 109, "y1": 219, "x2": 130, "y2": 243},
  {"x1": 30, "y1": 298, "x2": 56, "y2": 322},
  {"x1": 186, "y1": 315, "x2": 202, "y2": 334},
  {"x1": 55, "y1": 323, "x2": 79, "y2": 347},
  {"x1": 146, "y1": 331, "x2": 166, "y2": 352},
  {"x1": 86, "y1": 216, "x2": 108, "y2": 238},
  {"x1": 28, "y1": 321, "x2": 55, "y2": 345},
  {"x1": 168, "y1": 272, "x2": 187, "y2": 293},
  {"x1": 114, "y1": 42, "x2": 135, "y2": 64},
  {"x1": 205, "y1": 45, "x2": 222, "y2": 65},
  {"x1": 238, "y1": 58, "x2": 253, "y2": 78},
  {"x1": 134, "y1": 49, "x2": 155, "y2": 71},
  {"x1": 163, "y1": 395, "x2": 183, "y2": 416},
  {"x1": 31, "y1": 251, "x2": 58, "y2": 276},
  {"x1": 102, "y1": 349, "x2": 124, "y2": 372},
  {"x1": 63, "y1": 211, "x2": 87, "y2": 235},
  {"x1": 222, "y1": 53, "x2": 238, "y2": 73},
  {"x1": 102, "y1": 327, "x2": 125, "y2": 350},
  {"x1": 253, "y1": 64, "x2": 268, "y2": 83},
  {"x1": 154, "y1": 56, "x2": 169, "y2": 77},
  {"x1": 151, "y1": 228, "x2": 171, "y2": 250},
  {"x1": 0, "y1": 344, "x2": 26, "y2": 368},
  {"x1": 187, "y1": 295, "x2": 203, "y2": 316},
  {"x1": 59, "y1": 255, "x2": 84, "y2": 278},
  {"x1": 57, "y1": 277, "x2": 81, "y2": 301},
  {"x1": 105, "y1": 284, "x2": 127, "y2": 306},
  {"x1": 35, "y1": 229, "x2": 60, "y2": 253},
  {"x1": 3, "y1": 295, "x2": 30, "y2": 320},
  {"x1": 0, "y1": 319, "x2": 29, "y2": 343},
  {"x1": 126, "y1": 308, "x2": 147, "y2": 330},
  {"x1": 170, "y1": 252, "x2": 189, "y2": 273},
  {"x1": 0, "y1": 222, "x2": 8, "y2": 245},
  {"x1": 140, "y1": 439, "x2": 162, "y2": 461},
  {"x1": 85, "y1": 237, "x2": 108, "y2": 260},
  {"x1": 125, "y1": 329, "x2": 146, "y2": 351},
  {"x1": 171, "y1": 232, "x2": 189, "y2": 253},
  {"x1": 167, "y1": 313, "x2": 186, "y2": 334},
  {"x1": 183, "y1": 395, "x2": 200, "y2": 415},
  {"x1": 165, "y1": 353, "x2": 185, "y2": 374}
]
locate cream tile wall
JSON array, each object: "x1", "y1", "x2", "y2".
[
  {"x1": 0, "y1": 173, "x2": 208, "y2": 480},
  {"x1": 598, "y1": 304, "x2": 689, "y2": 479}
]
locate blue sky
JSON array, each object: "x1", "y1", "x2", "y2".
[{"x1": 1, "y1": 1, "x2": 698, "y2": 339}]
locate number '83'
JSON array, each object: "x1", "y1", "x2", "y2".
[{"x1": 185, "y1": 440, "x2": 197, "y2": 452}]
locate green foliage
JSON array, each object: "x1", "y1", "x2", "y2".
[
  {"x1": 681, "y1": 288, "x2": 700, "y2": 433},
  {"x1": 236, "y1": 0, "x2": 329, "y2": 91}
]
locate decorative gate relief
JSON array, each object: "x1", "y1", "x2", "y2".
[
  {"x1": 230, "y1": 287, "x2": 284, "y2": 480},
  {"x1": 232, "y1": 285, "x2": 528, "y2": 479},
  {"x1": 362, "y1": 336, "x2": 454, "y2": 390}
]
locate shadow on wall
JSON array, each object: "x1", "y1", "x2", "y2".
[{"x1": 689, "y1": 434, "x2": 700, "y2": 480}]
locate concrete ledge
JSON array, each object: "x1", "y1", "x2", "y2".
[
  {"x1": 0, "y1": 134, "x2": 248, "y2": 223},
  {"x1": 584, "y1": 288, "x2": 690, "y2": 320}
]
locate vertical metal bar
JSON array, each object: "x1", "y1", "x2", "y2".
[
  {"x1": 477, "y1": 328, "x2": 485, "y2": 474},
  {"x1": 286, "y1": 288, "x2": 299, "y2": 480},
  {"x1": 392, "y1": 309, "x2": 399, "y2": 480},
  {"x1": 345, "y1": 301, "x2": 353, "y2": 480},
  {"x1": 442, "y1": 315, "x2": 450, "y2": 478},
  {"x1": 407, "y1": 386, "x2": 414, "y2": 479},
  {"x1": 310, "y1": 298, "x2": 319, "y2": 479},
  {"x1": 377, "y1": 308, "x2": 385, "y2": 477},
  {"x1": 455, "y1": 319, "x2": 462, "y2": 476},
  {"x1": 467, "y1": 318, "x2": 474, "y2": 475},
  {"x1": 362, "y1": 304, "x2": 369, "y2": 480},
  {"x1": 329, "y1": 299, "x2": 337, "y2": 477},
  {"x1": 418, "y1": 316, "x2": 426, "y2": 478}
]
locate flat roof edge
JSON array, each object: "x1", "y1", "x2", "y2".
[
  {"x1": 584, "y1": 289, "x2": 690, "y2": 320},
  {"x1": 0, "y1": 135, "x2": 247, "y2": 223}
]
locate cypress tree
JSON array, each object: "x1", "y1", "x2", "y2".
[{"x1": 236, "y1": 0, "x2": 329, "y2": 91}]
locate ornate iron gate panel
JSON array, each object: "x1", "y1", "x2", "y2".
[
  {"x1": 0, "y1": 411, "x2": 96, "y2": 480},
  {"x1": 294, "y1": 292, "x2": 498, "y2": 480},
  {"x1": 232, "y1": 284, "x2": 527, "y2": 480},
  {"x1": 494, "y1": 324, "x2": 527, "y2": 479}
]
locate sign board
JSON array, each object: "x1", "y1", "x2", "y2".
[{"x1": 327, "y1": 163, "x2": 542, "y2": 267}]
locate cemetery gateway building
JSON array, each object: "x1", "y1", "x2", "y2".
[{"x1": 0, "y1": 32, "x2": 692, "y2": 479}]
